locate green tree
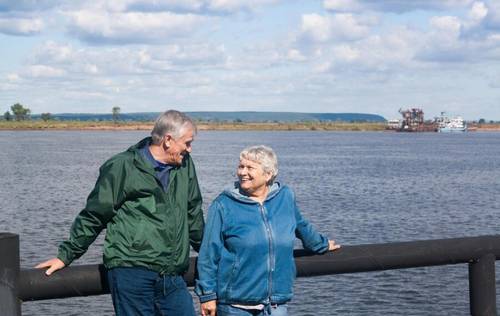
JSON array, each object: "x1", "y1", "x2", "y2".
[
  {"x1": 112, "y1": 106, "x2": 121, "y2": 123},
  {"x1": 478, "y1": 118, "x2": 486, "y2": 124},
  {"x1": 3, "y1": 111, "x2": 12, "y2": 121},
  {"x1": 10, "y1": 103, "x2": 31, "y2": 121},
  {"x1": 41, "y1": 113, "x2": 53, "y2": 121}
]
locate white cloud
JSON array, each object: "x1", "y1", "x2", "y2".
[
  {"x1": 0, "y1": 0, "x2": 58, "y2": 12},
  {"x1": 0, "y1": 16, "x2": 44, "y2": 35},
  {"x1": 456, "y1": 1, "x2": 500, "y2": 45},
  {"x1": 136, "y1": 44, "x2": 228, "y2": 71},
  {"x1": 332, "y1": 44, "x2": 360, "y2": 63},
  {"x1": 286, "y1": 49, "x2": 306, "y2": 62},
  {"x1": 323, "y1": 0, "x2": 363, "y2": 12},
  {"x1": 323, "y1": 0, "x2": 474, "y2": 13},
  {"x1": 84, "y1": 63, "x2": 99, "y2": 74},
  {"x1": 300, "y1": 14, "x2": 332, "y2": 42},
  {"x1": 416, "y1": 6, "x2": 500, "y2": 62},
  {"x1": 469, "y1": 2, "x2": 488, "y2": 22},
  {"x1": 69, "y1": 0, "x2": 280, "y2": 14},
  {"x1": 326, "y1": 28, "x2": 420, "y2": 73},
  {"x1": 67, "y1": 0, "x2": 203, "y2": 13},
  {"x1": 23, "y1": 41, "x2": 228, "y2": 79},
  {"x1": 6, "y1": 73, "x2": 21, "y2": 82},
  {"x1": 0, "y1": 0, "x2": 282, "y2": 15},
  {"x1": 24, "y1": 65, "x2": 66, "y2": 78},
  {"x1": 65, "y1": 10, "x2": 208, "y2": 44},
  {"x1": 298, "y1": 13, "x2": 374, "y2": 44},
  {"x1": 292, "y1": 0, "x2": 500, "y2": 73},
  {"x1": 206, "y1": 0, "x2": 279, "y2": 13},
  {"x1": 32, "y1": 41, "x2": 74, "y2": 64},
  {"x1": 430, "y1": 15, "x2": 461, "y2": 33},
  {"x1": 480, "y1": 0, "x2": 500, "y2": 29},
  {"x1": 0, "y1": 0, "x2": 281, "y2": 42}
]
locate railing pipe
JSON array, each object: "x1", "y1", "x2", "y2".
[
  {"x1": 469, "y1": 253, "x2": 496, "y2": 316},
  {"x1": 0, "y1": 233, "x2": 21, "y2": 316},
  {"x1": 8, "y1": 234, "x2": 500, "y2": 315},
  {"x1": 19, "y1": 264, "x2": 109, "y2": 301},
  {"x1": 19, "y1": 258, "x2": 197, "y2": 301},
  {"x1": 293, "y1": 235, "x2": 500, "y2": 277}
]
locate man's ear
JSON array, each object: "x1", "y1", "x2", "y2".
[{"x1": 163, "y1": 134, "x2": 173, "y2": 148}]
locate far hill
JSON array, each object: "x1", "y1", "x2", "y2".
[{"x1": 33, "y1": 112, "x2": 386, "y2": 122}]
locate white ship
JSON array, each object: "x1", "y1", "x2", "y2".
[{"x1": 437, "y1": 112, "x2": 467, "y2": 132}]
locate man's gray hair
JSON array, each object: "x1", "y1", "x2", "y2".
[
  {"x1": 240, "y1": 145, "x2": 278, "y2": 184},
  {"x1": 151, "y1": 110, "x2": 197, "y2": 144}
]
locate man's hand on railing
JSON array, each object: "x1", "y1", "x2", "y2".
[{"x1": 35, "y1": 258, "x2": 66, "y2": 276}]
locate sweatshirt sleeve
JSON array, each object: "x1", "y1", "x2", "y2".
[
  {"x1": 195, "y1": 200, "x2": 224, "y2": 303},
  {"x1": 292, "y1": 190, "x2": 329, "y2": 254},
  {"x1": 57, "y1": 158, "x2": 126, "y2": 265}
]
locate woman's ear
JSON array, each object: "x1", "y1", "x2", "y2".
[{"x1": 265, "y1": 172, "x2": 273, "y2": 184}]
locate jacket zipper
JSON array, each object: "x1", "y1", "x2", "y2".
[
  {"x1": 160, "y1": 171, "x2": 176, "y2": 274},
  {"x1": 260, "y1": 204, "x2": 274, "y2": 303},
  {"x1": 166, "y1": 173, "x2": 176, "y2": 274}
]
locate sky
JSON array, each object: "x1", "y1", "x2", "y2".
[{"x1": 1, "y1": 0, "x2": 500, "y2": 121}]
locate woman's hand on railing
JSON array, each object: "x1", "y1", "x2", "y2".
[
  {"x1": 328, "y1": 240, "x2": 341, "y2": 251},
  {"x1": 35, "y1": 258, "x2": 66, "y2": 276},
  {"x1": 201, "y1": 300, "x2": 216, "y2": 316}
]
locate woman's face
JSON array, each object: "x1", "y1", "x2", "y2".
[{"x1": 237, "y1": 158, "x2": 272, "y2": 195}]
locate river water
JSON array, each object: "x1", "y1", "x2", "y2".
[{"x1": 1, "y1": 130, "x2": 499, "y2": 315}]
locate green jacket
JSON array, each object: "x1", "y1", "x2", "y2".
[{"x1": 57, "y1": 137, "x2": 204, "y2": 275}]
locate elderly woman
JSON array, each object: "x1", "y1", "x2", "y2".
[{"x1": 195, "y1": 145, "x2": 340, "y2": 316}]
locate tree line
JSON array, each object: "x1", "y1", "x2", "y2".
[
  {"x1": 3, "y1": 103, "x2": 122, "y2": 122},
  {"x1": 2, "y1": 103, "x2": 53, "y2": 121},
  {"x1": 3, "y1": 103, "x2": 32, "y2": 121},
  {"x1": 1, "y1": 104, "x2": 496, "y2": 124}
]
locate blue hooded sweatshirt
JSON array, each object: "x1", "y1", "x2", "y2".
[{"x1": 195, "y1": 182, "x2": 329, "y2": 305}]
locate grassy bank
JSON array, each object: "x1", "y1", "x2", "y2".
[
  {"x1": 0, "y1": 120, "x2": 388, "y2": 131},
  {"x1": 2, "y1": 120, "x2": 499, "y2": 131},
  {"x1": 0, "y1": 120, "x2": 153, "y2": 130},
  {"x1": 469, "y1": 123, "x2": 500, "y2": 131}
]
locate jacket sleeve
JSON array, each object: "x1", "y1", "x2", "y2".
[
  {"x1": 292, "y1": 190, "x2": 329, "y2": 254},
  {"x1": 187, "y1": 156, "x2": 204, "y2": 252},
  {"x1": 57, "y1": 158, "x2": 127, "y2": 266},
  {"x1": 195, "y1": 200, "x2": 224, "y2": 303}
]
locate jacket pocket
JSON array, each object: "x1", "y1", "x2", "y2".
[
  {"x1": 131, "y1": 220, "x2": 149, "y2": 251},
  {"x1": 221, "y1": 254, "x2": 239, "y2": 299}
]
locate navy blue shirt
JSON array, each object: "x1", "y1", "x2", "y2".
[{"x1": 140, "y1": 145, "x2": 174, "y2": 191}]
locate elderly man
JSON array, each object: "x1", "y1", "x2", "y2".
[{"x1": 36, "y1": 110, "x2": 204, "y2": 316}]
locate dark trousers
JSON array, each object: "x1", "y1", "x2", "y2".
[{"x1": 107, "y1": 267, "x2": 196, "y2": 316}]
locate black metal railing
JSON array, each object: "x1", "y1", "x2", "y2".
[{"x1": 2, "y1": 233, "x2": 499, "y2": 316}]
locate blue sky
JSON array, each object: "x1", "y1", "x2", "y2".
[{"x1": 1, "y1": 0, "x2": 499, "y2": 120}]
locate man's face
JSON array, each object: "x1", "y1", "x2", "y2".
[{"x1": 164, "y1": 126, "x2": 195, "y2": 165}]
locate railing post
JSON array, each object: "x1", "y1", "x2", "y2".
[
  {"x1": 469, "y1": 253, "x2": 496, "y2": 316},
  {"x1": 0, "y1": 233, "x2": 21, "y2": 316}
]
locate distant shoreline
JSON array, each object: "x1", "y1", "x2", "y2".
[
  {"x1": 1, "y1": 121, "x2": 499, "y2": 131},
  {"x1": 0, "y1": 121, "x2": 388, "y2": 131}
]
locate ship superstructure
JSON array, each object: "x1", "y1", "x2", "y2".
[{"x1": 436, "y1": 112, "x2": 467, "y2": 132}]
